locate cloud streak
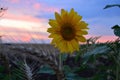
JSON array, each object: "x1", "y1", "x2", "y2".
[
  {"x1": 0, "y1": 26, "x2": 48, "y2": 43},
  {"x1": 0, "y1": 12, "x2": 49, "y2": 43},
  {"x1": 0, "y1": 0, "x2": 120, "y2": 43},
  {"x1": 86, "y1": 35, "x2": 118, "y2": 43}
]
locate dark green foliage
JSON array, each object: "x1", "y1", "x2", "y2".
[
  {"x1": 0, "y1": 38, "x2": 120, "y2": 80},
  {"x1": 104, "y1": 4, "x2": 120, "y2": 9},
  {"x1": 38, "y1": 64, "x2": 55, "y2": 75},
  {"x1": 111, "y1": 25, "x2": 120, "y2": 37}
]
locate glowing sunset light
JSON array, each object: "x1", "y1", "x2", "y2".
[
  {"x1": 0, "y1": 0, "x2": 120, "y2": 43},
  {"x1": 1, "y1": 30, "x2": 48, "y2": 43},
  {"x1": 86, "y1": 35, "x2": 118, "y2": 43},
  {"x1": 0, "y1": 18, "x2": 47, "y2": 32},
  {"x1": 98, "y1": 36, "x2": 118, "y2": 42}
]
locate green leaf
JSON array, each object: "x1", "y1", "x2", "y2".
[
  {"x1": 82, "y1": 46, "x2": 110, "y2": 64},
  {"x1": 0, "y1": 66, "x2": 5, "y2": 72},
  {"x1": 104, "y1": 4, "x2": 120, "y2": 9},
  {"x1": 75, "y1": 50, "x2": 82, "y2": 62},
  {"x1": 65, "y1": 73, "x2": 76, "y2": 80},
  {"x1": 63, "y1": 65, "x2": 72, "y2": 74},
  {"x1": 59, "y1": 53, "x2": 68, "y2": 62},
  {"x1": 38, "y1": 64, "x2": 55, "y2": 75},
  {"x1": 63, "y1": 65, "x2": 89, "y2": 80},
  {"x1": 3, "y1": 75, "x2": 10, "y2": 80},
  {"x1": 65, "y1": 72, "x2": 88, "y2": 80},
  {"x1": 91, "y1": 73, "x2": 107, "y2": 80}
]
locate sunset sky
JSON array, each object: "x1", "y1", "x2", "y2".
[{"x1": 0, "y1": 0, "x2": 120, "y2": 43}]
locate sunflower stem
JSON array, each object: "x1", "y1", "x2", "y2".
[
  {"x1": 57, "y1": 53, "x2": 65, "y2": 80},
  {"x1": 59, "y1": 53, "x2": 63, "y2": 71},
  {"x1": 116, "y1": 66, "x2": 118, "y2": 80}
]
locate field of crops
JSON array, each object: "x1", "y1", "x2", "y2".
[{"x1": 0, "y1": 38, "x2": 120, "y2": 80}]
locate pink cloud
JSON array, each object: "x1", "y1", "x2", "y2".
[
  {"x1": 4, "y1": 12, "x2": 47, "y2": 23},
  {"x1": 1, "y1": 29, "x2": 118, "y2": 43},
  {"x1": 97, "y1": 36, "x2": 118, "y2": 42},
  {"x1": 0, "y1": 12, "x2": 49, "y2": 34},
  {"x1": 86, "y1": 35, "x2": 118, "y2": 43},
  {"x1": 1, "y1": 26, "x2": 48, "y2": 43},
  {"x1": 33, "y1": 3, "x2": 59, "y2": 12},
  {"x1": 45, "y1": 7, "x2": 59, "y2": 13},
  {"x1": 33, "y1": 3, "x2": 41, "y2": 10},
  {"x1": 0, "y1": 11, "x2": 49, "y2": 43},
  {"x1": 5, "y1": 0, "x2": 19, "y2": 3}
]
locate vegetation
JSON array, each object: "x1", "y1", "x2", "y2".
[{"x1": 0, "y1": 37, "x2": 120, "y2": 80}]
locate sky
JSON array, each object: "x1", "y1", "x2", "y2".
[{"x1": 0, "y1": 0, "x2": 120, "y2": 43}]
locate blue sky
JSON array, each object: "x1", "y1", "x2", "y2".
[
  {"x1": 40, "y1": 0, "x2": 120, "y2": 35},
  {"x1": 0, "y1": 0, "x2": 120, "y2": 43}
]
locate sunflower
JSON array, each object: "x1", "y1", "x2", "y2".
[{"x1": 47, "y1": 8, "x2": 88, "y2": 53}]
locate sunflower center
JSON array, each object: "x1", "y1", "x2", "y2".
[{"x1": 60, "y1": 26, "x2": 75, "y2": 41}]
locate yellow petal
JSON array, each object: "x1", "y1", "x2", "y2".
[
  {"x1": 55, "y1": 12, "x2": 62, "y2": 24},
  {"x1": 54, "y1": 35, "x2": 63, "y2": 42},
  {"x1": 51, "y1": 35, "x2": 63, "y2": 46},
  {"x1": 75, "y1": 36, "x2": 86, "y2": 42},
  {"x1": 61, "y1": 9, "x2": 67, "y2": 17},
  {"x1": 67, "y1": 41, "x2": 74, "y2": 53},
  {"x1": 61, "y1": 9, "x2": 68, "y2": 23},
  {"x1": 72, "y1": 15, "x2": 82, "y2": 25},
  {"x1": 70, "y1": 39, "x2": 79, "y2": 51},
  {"x1": 47, "y1": 28, "x2": 57, "y2": 33},
  {"x1": 49, "y1": 33, "x2": 58, "y2": 38},
  {"x1": 51, "y1": 39, "x2": 56, "y2": 45},
  {"x1": 76, "y1": 21, "x2": 89, "y2": 29},
  {"x1": 58, "y1": 40, "x2": 68, "y2": 53},
  {"x1": 47, "y1": 27, "x2": 60, "y2": 34},
  {"x1": 47, "y1": 28, "x2": 53, "y2": 33},
  {"x1": 49, "y1": 19, "x2": 59, "y2": 28},
  {"x1": 76, "y1": 30, "x2": 88, "y2": 35},
  {"x1": 68, "y1": 8, "x2": 74, "y2": 21}
]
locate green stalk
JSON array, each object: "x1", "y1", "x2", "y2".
[
  {"x1": 57, "y1": 53, "x2": 65, "y2": 80},
  {"x1": 59, "y1": 53, "x2": 62, "y2": 71},
  {"x1": 116, "y1": 50, "x2": 120, "y2": 80},
  {"x1": 116, "y1": 66, "x2": 118, "y2": 80}
]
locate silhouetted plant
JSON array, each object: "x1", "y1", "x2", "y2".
[{"x1": 104, "y1": 4, "x2": 120, "y2": 9}]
